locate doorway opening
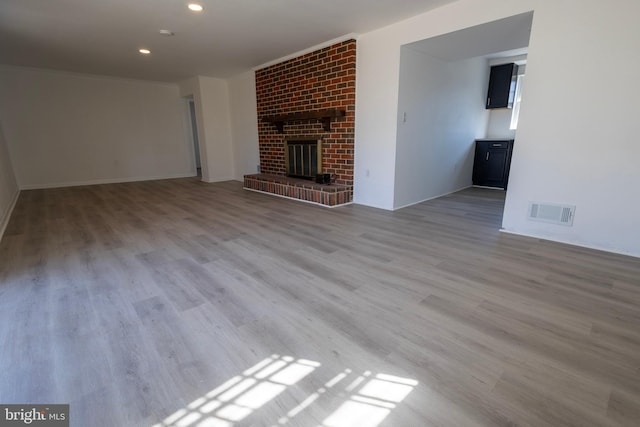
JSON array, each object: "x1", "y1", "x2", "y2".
[
  {"x1": 394, "y1": 11, "x2": 533, "y2": 217},
  {"x1": 187, "y1": 98, "x2": 202, "y2": 178}
]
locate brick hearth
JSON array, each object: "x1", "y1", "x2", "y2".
[{"x1": 244, "y1": 174, "x2": 353, "y2": 207}]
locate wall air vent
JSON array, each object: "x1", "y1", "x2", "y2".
[{"x1": 528, "y1": 202, "x2": 575, "y2": 226}]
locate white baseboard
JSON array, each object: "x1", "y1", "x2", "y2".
[
  {"x1": 499, "y1": 229, "x2": 640, "y2": 259},
  {"x1": 201, "y1": 176, "x2": 236, "y2": 184},
  {"x1": 0, "y1": 189, "x2": 20, "y2": 242},
  {"x1": 392, "y1": 185, "x2": 472, "y2": 211},
  {"x1": 19, "y1": 172, "x2": 197, "y2": 190}
]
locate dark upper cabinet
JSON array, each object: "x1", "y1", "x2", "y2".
[
  {"x1": 472, "y1": 139, "x2": 514, "y2": 189},
  {"x1": 486, "y1": 63, "x2": 518, "y2": 109}
]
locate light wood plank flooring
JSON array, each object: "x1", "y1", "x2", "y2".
[{"x1": 1, "y1": 178, "x2": 639, "y2": 427}]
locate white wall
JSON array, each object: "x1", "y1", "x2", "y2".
[
  {"x1": 356, "y1": 0, "x2": 640, "y2": 256},
  {"x1": 198, "y1": 77, "x2": 234, "y2": 182},
  {"x1": 394, "y1": 48, "x2": 488, "y2": 208},
  {"x1": 0, "y1": 66, "x2": 194, "y2": 189},
  {"x1": 0, "y1": 120, "x2": 19, "y2": 240},
  {"x1": 485, "y1": 109, "x2": 515, "y2": 140},
  {"x1": 502, "y1": 0, "x2": 640, "y2": 256},
  {"x1": 354, "y1": 32, "x2": 401, "y2": 209},
  {"x1": 228, "y1": 71, "x2": 259, "y2": 180},
  {"x1": 179, "y1": 76, "x2": 235, "y2": 182}
]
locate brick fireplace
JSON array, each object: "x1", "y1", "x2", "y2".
[{"x1": 244, "y1": 39, "x2": 356, "y2": 207}]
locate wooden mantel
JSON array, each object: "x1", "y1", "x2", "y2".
[{"x1": 263, "y1": 108, "x2": 346, "y2": 133}]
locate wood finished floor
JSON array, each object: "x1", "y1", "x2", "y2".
[{"x1": 1, "y1": 178, "x2": 639, "y2": 427}]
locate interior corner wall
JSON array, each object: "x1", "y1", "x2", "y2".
[
  {"x1": 179, "y1": 76, "x2": 235, "y2": 183},
  {"x1": 228, "y1": 71, "x2": 259, "y2": 181},
  {"x1": 0, "y1": 120, "x2": 19, "y2": 241},
  {"x1": 394, "y1": 48, "x2": 488, "y2": 209},
  {"x1": 0, "y1": 66, "x2": 194, "y2": 189},
  {"x1": 196, "y1": 76, "x2": 235, "y2": 182},
  {"x1": 353, "y1": 33, "x2": 399, "y2": 210},
  {"x1": 502, "y1": 0, "x2": 640, "y2": 257}
]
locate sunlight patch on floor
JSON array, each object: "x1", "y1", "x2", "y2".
[
  {"x1": 152, "y1": 355, "x2": 417, "y2": 427},
  {"x1": 152, "y1": 354, "x2": 319, "y2": 427},
  {"x1": 319, "y1": 373, "x2": 418, "y2": 427}
]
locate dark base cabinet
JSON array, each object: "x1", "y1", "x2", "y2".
[{"x1": 472, "y1": 139, "x2": 514, "y2": 189}]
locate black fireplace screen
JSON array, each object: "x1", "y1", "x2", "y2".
[{"x1": 285, "y1": 137, "x2": 322, "y2": 179}]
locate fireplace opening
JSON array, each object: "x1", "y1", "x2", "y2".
[{"x1": 285, "y1": 137, "x2": 323, "y2": 180}]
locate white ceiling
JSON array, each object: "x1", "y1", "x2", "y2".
[
  {"x1": 0, "y1": 0, "x2": 458, "y2": 82},
  {"x1": 405, "y1": 12, "x2": 533, "y2": 62}
]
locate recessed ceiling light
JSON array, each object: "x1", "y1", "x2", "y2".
[
  {"x1": 188, "y1": 3, "x2": 203, "y2": 12},
  {"x1": 159, "y1": 29, "x2": 175, "y2": 36},
  {"x1": 139, "y1": 48, "x2": 151, "y2": 55}
]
